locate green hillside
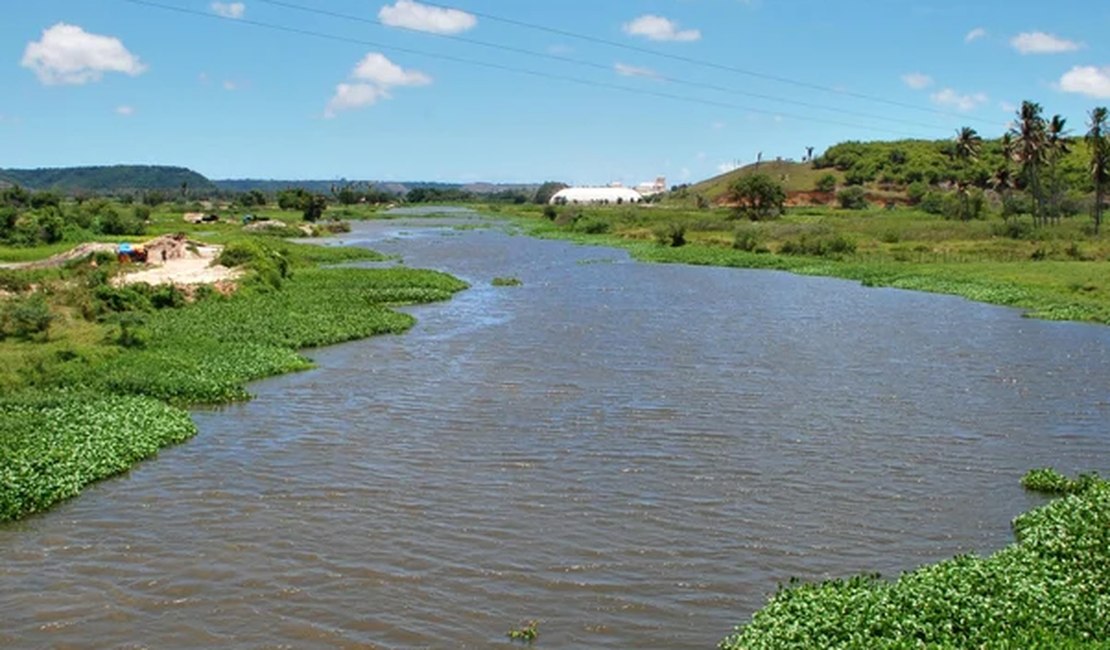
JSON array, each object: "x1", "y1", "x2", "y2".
[
  {"x1": 684, "y1": 137, "x2": 1091, "y2": 204},
  {"x1": 0, "y1": 165, "x2": 214, "y2": 194}
]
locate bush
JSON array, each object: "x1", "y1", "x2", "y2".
[
  {"x1": 98, "y1": 207, "x2": 147, "y2": 236},
  {"x1": 2, "y1": 293, "x2": 54, "y2": 340},
  {"x1": 814, "y1": 174, "x2": 837, "y2": 193},
  {"x1": 574, "y1": 217, "x2": 609, "y2": 234},
  {"x1": 919, "y1": 191, "x2": 946, "y2": 215},
  {"x1": 779, "y1": 233, "x2": 856, "y2": 257},
  {"x1": 906, "y1": 182, "x2": 928, "y2": 205},
  {"x1": 732, "y1": 225, "x2": 763, "y2": 252},
  {"x1": 653, "y1": 222, "x2": 686, "y2": 247},
  {"x1": 836, "y1": 187, "x2": 869, "y2": 210},
  {"x1": 542, "y1": 205, "x2": 557, "y2": 220}
]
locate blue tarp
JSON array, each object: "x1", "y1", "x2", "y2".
[{"x1": 118, "y1": 243, "x2": 133, "y2": 254}]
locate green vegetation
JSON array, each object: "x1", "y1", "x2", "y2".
[
  {"x1": 0, "y1": 165, "x2": 214, "y2": 194},
  {"x1": 491, "y1": 277, "x2": 523, "y2": 287},
  {"x1": 0, "y1": 228, "x2": 468, "y2": 520},
  {"x1": 1021, "y1": 468, "x2": 1103, "y2": 495},
  {"x1": 507, "y1": 620, "x2": 539, "y2": 644},
  {"x1": 0, "y1": 391, "x2": 197, "y2": 521},
  {"x1": 719, "y1": 471, "x2": 1110, "y2": 649},
  {"x1": 729, "y1": 174, "x2": 787, "y2": 221}
]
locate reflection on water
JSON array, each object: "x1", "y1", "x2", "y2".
[{"x1": 3, "y1": 215, "x2": 1108, "y2": 649}]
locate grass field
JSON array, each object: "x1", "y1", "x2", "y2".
[{"x1": 502, "y1": 203, "x2": 1110, "y2": 325}]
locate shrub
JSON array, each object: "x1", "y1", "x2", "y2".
[
  {"x1": 491, "y1": 277, "x2": 523, "y2": 287},
  {"x1": 98, "y1": 207, "x2": 147, "y2": 236},
  {"x1": 779, "y1": 233, "x2": 856, "y2": 257},
  {"x1": 2, "y1": 293, "x2": 55, "y2": 340},
  {"x1": 733, "y1": 225, "x2": 763, "y2": 252},
  {"x1": 542, "y1": 205, "x2": 557, "y2": 220},
  {"x1": 906, "y1": 181, "x2": 928, "y2": 205},
  {"x1": 574, "y1": 217, "x2": 609, "y2": 234},
  {"x1": 94, "y1": 284, "x2": 153, "y2": 314},
  {"x1": 836, "y1": 187, "x2": 869, "y2": 210},
  {"x1": 654, "y1": 222, "x2": 686, "y2": 247},
  {"x1": 919, "y1": 191, "x2": 946, "y2": 215},
  {"x1": 814, "y1": 174, "x2": 837, "y2": 193}
]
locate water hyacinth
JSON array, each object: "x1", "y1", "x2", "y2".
[{"x1": 719, "y1": 471, "x2": 1110, "y2": 649}]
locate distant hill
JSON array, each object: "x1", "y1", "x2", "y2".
[
  {"x1": 0, "y1": 165, "x2": 214, "y2": 194},
  {"x1": 213, "y1": 179, "x2": 538, "y2": 196},
  {"x1": 685, "y1": 160, "x2": 838, "y2": 203}
]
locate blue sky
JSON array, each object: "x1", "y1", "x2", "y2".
[{"x1": 2, "y1": 1, "x2": 1110, "y2": 185}]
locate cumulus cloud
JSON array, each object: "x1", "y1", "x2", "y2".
[
  {"x1": 614, "y1": 62, "x2": 661, "y2": 80},
  {"x1": 623, "y1": 15, "x2": 700, "y2": 42},
  {"x1": 211, "y1": 2, "x2": 245, "y2": 19},
  {"x1": 1058, "y1": 65, "x2": 1110, "y2": 98},
  {"x1": 1000, "y1": 100, "x2": 1017, "y2": 112},
  {"x1": 901, "y1": 72, "x2": 933, "y2": 90},
  {"x1": 378, "y1": 0, "x2": 476, "y2": 34},
  {"x1": 325, "y1": 52, "x2": 431, "y2": 118},
  {"x1": 1011, "y1": 32, "x2": 1082, "y2": 55},
  {"x1": 965, "y1": 27, "x2": 986, "y2": 43},
  {"x1": 352, "y1": 52, "x2": 432, "y2": 86},
  {"x1": 718, "y1": 161, "x2": 741, "y2": 174},
  {"x1": 930, "y1": 88, "x2": 988, "y2": 111},
  {"x1": 21, "y1": 23, "x2": 146, "y2": 85},
  {"x1": 115, "y1": 105, "x2": 136, "y2": 116}
]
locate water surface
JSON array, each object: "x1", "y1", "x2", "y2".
[{"x1": 3, "y1": 214, "x2": 1108, "y2": 648}]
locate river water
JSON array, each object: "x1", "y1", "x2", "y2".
[{"x1": 3, "y1": 211, "x2": 1109, "y2": 648}]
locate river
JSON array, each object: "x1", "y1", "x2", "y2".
[{"x1": 3, "y1": 211, "x2": 1108, "y2": 648}]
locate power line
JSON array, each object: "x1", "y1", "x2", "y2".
[
  {"x1": 255, "y1": 0, "x2": 944, "y2": 132},
  {"x1": 115, "y1": 0, "x2": 936, "y2": 138},
  {"x1": 422, "y1": 0, "x2": 996, "y2": 127}
]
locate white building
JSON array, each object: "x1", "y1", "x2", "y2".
[
  {"x1": 550, "y1": 186, "x2": 643, "y2": 205},
  {"x1": 636, "y1": 177, "x2": 667, "y2": 196}
]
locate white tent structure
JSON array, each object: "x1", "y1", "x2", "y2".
[{"x1": 550, "y1": 187, "x2": 643, "y2": 205}]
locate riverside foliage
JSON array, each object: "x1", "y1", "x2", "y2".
[
  {"x1": 719, "y1": 470, "x2": 1110, "y2": 649},
  {"x1": 0, "y1": 239, "x2": 468, "y2": 521}
]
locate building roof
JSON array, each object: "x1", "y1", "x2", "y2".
[{"x1": 550, "y1": 187, "x2": 643, "y2": 204}]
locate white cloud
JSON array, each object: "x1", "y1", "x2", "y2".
[
  {"x1": 325, "y1": 83, "x2": 387, "y2": 118},
  {"x1": 965, "y1": 27, "x2": 986, "y2": 43},
  {"x1": 1000, "y1": 100, "x2": 1017, "y2": 112},
  {"x1": 711, "y1": 121, "x2": 725, "y2": 130},
  {"x1": 1058, "y1": 65, "x2": 1110, "y2": 98},
  {"x1": 901, "y1": 72, "x2": 933, "y2": 90},
  {"x1": 21, "y1": 23, "x2": 146, "y2": 85},
  {"x1": 210, "y1": 2, "x2": 245, "y2": 19},
  {"x1": 115, "y1": 105, "x2": 135, "y2": 116},
  {"x1": 680, "y1": 167, "x2": 691, "y2": 180},
  {"x1": 325, "y1": 52, "x2": 431, "y2": 118},
  {"x1": 198, "y1": 72, "x2": 209, "y2": 84},
  {"x1": 614, "y1": 62, "x2": 661, "y2": 80},
  {"x1": 718, "y1": 161, "x2": 741, "y2": 174},
  {"x1": 623, "y1": 15, "x2": 700, "y2": 42},
  {"x1": 1011, "y1": 31, "x2": 1082, "y2": 55},
  {"x1": 378, "y1": 0, "x2": 476, "y2": 34},
  {"x1": 930, "y1": 88, "x2": 988, "y2": 111},
  {"x1": 352, "y1": 52, "x2": 432, "y2": 86},
  {"x1": 223, "y1": 80, "x2": 237, "y2": 91}
]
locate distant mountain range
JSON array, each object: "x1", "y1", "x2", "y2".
[{"x1": 0, "y1": 165, "x2": 541, "y2": 196}]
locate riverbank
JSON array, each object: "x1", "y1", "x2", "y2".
[
  {"x1": 0, "y1": 237, "x2": 468, "y2": 521},
  {"x1": 720, "y1": 470, "x2": 1110, "y2": 649},
  {"x1": 497, "y1": 204, "x2": 1110, "y2": 325}
]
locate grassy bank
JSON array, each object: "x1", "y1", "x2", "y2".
[
  {"x1": 720, "y1": 470, "x2": 1110, "y2": 649},
  {"x1": 0, "y1": 238, "x2": 468, "y2": 521},
  {"x1": 499, "y1": 204, "x2": 1110, "y2": 325}
]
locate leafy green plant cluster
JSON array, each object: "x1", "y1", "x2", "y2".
[
  {"x1": 81, "y1": 267, "x2": 467, "y2": 403},
  {"x1": 0, "y1": 390, "x2": 197, "y2": 521},
  {"x1": 492, "y1": 277, "x2": 523, "y2": 287},
  {"x1": 1021, "y1": 467, "x2": 1102, "y2": 495},
  {"x1": 507, "y1": 620, "x2": 539, "y2": 644},
  {"x1": 0, "y1": 292, "x2": 54, "y2": 341},
  {"x1": 779, "y1": 232, "x2": 857, "y2": 257},
  {"x1": 720, "y1": 471, "x2": 1110, "y2": 649},
  {"x1": 654, "y1": 222, "x2": 687, "y2": 247}
]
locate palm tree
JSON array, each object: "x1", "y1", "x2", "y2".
[
  {"x1": 995, "y1": 133, "x2": 1017, "y2": 221},
  {"x1": 953, "y1": 127, "x2": 983, "y2": 220},
  {"x1": 1086, "y1": 107, "x2": 1110, "y2": 235},
  {"x1": 1010, "y1": 101, "x2": 1048, "y2": 227},
  {"x1": 1045, "y1": 115, "x2": 1073, "y2": 224}
]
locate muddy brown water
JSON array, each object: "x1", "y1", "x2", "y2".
[{"x1": 3, "y1": 211, "x2": 1109, "y2": 649}]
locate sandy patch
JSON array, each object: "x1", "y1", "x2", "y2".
[{"x1": 117, "y1": 245, "x2": 241, "y2": 286}]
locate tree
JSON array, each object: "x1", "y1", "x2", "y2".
[
  {"x1": 1045, "y1": 115, "x2": 1073, "y2": 225},
  {"x1": 1086, "y1": 107, "x2": 1110, "y2": 235},
  {"x1": 303, "y1": 194, "x2": 328, "y2": 222},
  {"x1": 729, "y1": 174, "x2": 786, "y2": 220},
  {"x1": 953, "y1": 127, "x2": 983, "y2": 221},
  {"x1": 277, "y1": 187, "x2": 312, "y2": 211},
  {"x1": 534, "y1": 182, "x2": 569, "y2": 205},
  {"x1": 1010, "y1": 101, "x2": 1048, "y2": 227}
]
